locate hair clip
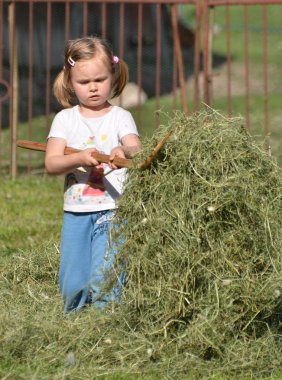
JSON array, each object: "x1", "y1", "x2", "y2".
[
  {"x1": 113, "y1": 56, "x2": 119, "y2": 64},
  {"x1": 67, "y1": 57, "x2": 75, "y2": 67}
]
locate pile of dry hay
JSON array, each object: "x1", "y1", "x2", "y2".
[
  {"x1": 106, "y1": 108, "x2": 282, "y2": 377},
  {"x1": 1, "y1": 108, "x2": 281, "y2": 379}
]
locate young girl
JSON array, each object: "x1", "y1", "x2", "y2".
[{"x1": 45, "y1": 36, "x2": 140, "y2": 313}]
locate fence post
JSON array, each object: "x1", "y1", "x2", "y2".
[
  {"x1": 203, "y1": 0, "x2": 214, "y2": 106},
  {"x1": 8, "y1": 1, "x2": 18, "y2": 179},
  {"x1": 171, "y1": 3, "x2": 188, "y2": 115}
]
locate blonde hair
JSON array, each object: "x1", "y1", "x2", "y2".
[{"x1": 53, "y1": 36, "x2": 128, "y2": 108}]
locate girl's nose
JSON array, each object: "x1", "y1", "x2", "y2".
[{"x1": 89, "y1": 82, "x2": 97, "y2": 92}]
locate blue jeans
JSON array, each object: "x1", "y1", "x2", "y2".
[{"x1": 59, "y1": 210, "x2": 124, "y2": 313}]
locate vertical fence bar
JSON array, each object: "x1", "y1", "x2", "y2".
[
  {"x1": 171, "y1": 4, "x2": 177, "y2": 111},
  {"x1": 155, "y1": 3, "x2": 161, "y2": 122},
  {"x1": 27, "y1": 0, "x2": 34, "y2": 173},
  {"x1": 193, "y1": 0, "x2": 201, "y2": 111},
  {"x1": 203, "y1": 0, "x2": 210, "y2": 104},
  {"x1": 225, "y1": 2, "x2": 232, "y2": 115},
  {"x1": 8, "y1": 1, "x2": 18, "y2": 179},
  {"x1": 45, "y1": 1, "x2": 51, "y2": 131},
  {"x1": 244, "y1": 4, "x2": 250, "y2": 129},
  {"x1": 83, "y1": 1, "x2": 88, "y2": 35},
  {"x1": 65, "y1": 0, "x2": 70, "y2": 41},
  {"x1": 101, "y1": 2, "x2": 107, "y2": 38},
  {"x1": 0, "y1": 0, "x2": 3, "y2": 170},
  {"x1": 172, "y1": 36, "x2": 177, "y2": 111},
  {"x1": 137, "y1": 2, "x2": 143, "y2": 123},
  {"x1": 262, "y1": 3, "x2": 269, "y2": 152},
  {"x1": 118, "y1": 2, "x2": 125, "y2": 106},
  {"x1": 207, "y1": 5, "x2": 214, "y2": 105},
  {"x1": 119, "y1": 2, "x2": 125, "y2": 59},
  {"x1": 171, "y1": 3, "x2": 188, "y2": 114}
]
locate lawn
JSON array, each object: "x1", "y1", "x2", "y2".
[{"x1": 1, "y1": 122, "x2": 282, "y2": 379}]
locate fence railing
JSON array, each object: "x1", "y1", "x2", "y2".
[
  {"x1": 0, "y1": 0, "x2": 281, "y2": 177},
  {"x1": 202, "y1": 0, "x2": 282, "y2": 154}
]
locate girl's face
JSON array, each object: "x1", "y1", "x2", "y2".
[{"x1": 70, "y1": 56, "x2": 113, "y2": 114}]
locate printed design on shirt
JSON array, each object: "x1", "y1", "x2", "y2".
[
  {"x1": 82, "y1": 164, "x2": 106, "y2": 196},
  {"x1": 81, "y1": 136, "x2": 95, "y2": 149},
  {"x1": 65, "y1": 173, "x2": 83, "y2": 202},
  {"x1": 101, "y1": 133, "x2": 107, "y2": 141}
]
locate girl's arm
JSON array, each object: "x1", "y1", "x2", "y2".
[
  {"x1": 109, "y1": 133, "x2": 141, "y2": 169},
  {"x1": 45, "y1": 137, "x2": 100, "y2": 175}
]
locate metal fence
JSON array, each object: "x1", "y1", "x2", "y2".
[
  {"x1": 202, "y1": 0, "x2": 282, "y2": 152},
  {"x1": 0, "y1": 0, "x2": 281, "y2": 177}
]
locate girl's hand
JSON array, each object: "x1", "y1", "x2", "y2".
[
  {"x1": 77, "y1": 148, "x2": 100, "y2": 167},
  {"x1": 108, "y1": 147, "x2": 126, "y2": 169},
  {"x1": 108, "y1": 134, "x2": 141, "y2": 169},
  {"x1": 45, "y1": 137, "x2": 100, "y2": 175}
]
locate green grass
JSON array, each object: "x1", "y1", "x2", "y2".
[{"x1": 0, "y1": 176, "x2": 63, "y2": 254}]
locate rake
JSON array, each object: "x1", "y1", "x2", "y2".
[{"x1": 16, "y1": 129, "x2": 172, "y2": 170}]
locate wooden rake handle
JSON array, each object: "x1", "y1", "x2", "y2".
[
  {"x1": 138, "y1": 129, "x2": 173, "y2": 169},
  {"x1": 17, "y1": 130, "x2": 173, "y2": 170},
  {"x1": 16, "y1": 140, "x2": 134, "y2": 168}
]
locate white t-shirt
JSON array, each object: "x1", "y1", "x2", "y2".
[{"x1": 48, "y1": 105, "x2": 139, "y2": 212}]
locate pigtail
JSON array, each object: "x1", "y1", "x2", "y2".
[
  {"x1": 53, "y1": 69, "x2": 73, "y2": 108},
  {"x1": 111, "y1": 58, "x2": 129, "y2": 99}
]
